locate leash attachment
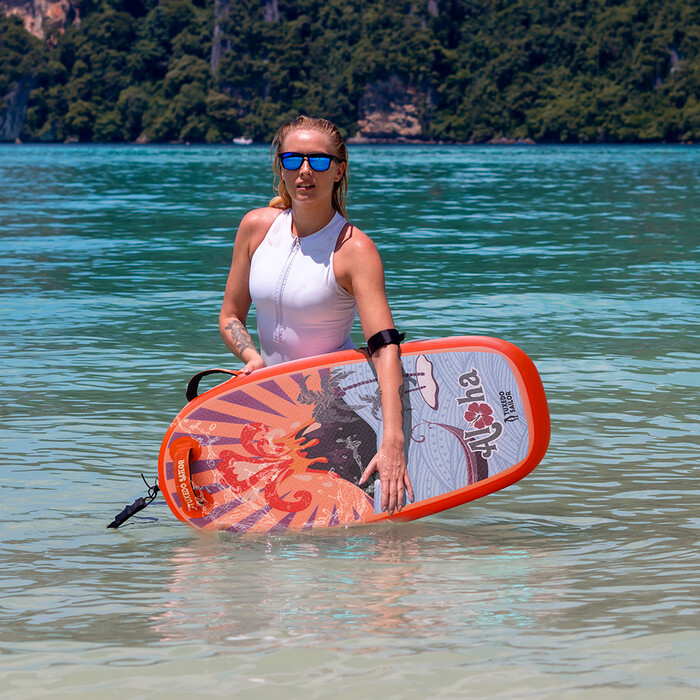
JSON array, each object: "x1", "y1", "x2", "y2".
[{"x1": 107, "y1": 475, "x2": 160, "y2": 529}]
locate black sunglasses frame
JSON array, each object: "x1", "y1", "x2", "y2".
[{"x1": 280, "y1": 152, "x2": 343, "y2": 172}]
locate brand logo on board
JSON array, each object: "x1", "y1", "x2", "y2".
[{"x1": 456, "y1": 368, "x2": 503, "y2": 459}]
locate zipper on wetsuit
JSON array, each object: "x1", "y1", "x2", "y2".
[{"x1": 273, "y1": 234, "x2": 301, "y2": 344}]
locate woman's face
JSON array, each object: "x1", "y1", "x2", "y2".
[{"x1": 279, "y1": 129, "x2": 345, "y2": 209}]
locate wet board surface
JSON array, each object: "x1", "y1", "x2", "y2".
[{"x1": 158, "y1": 336, "x2": 550, "y2": 533}]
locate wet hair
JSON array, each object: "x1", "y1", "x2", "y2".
[{"x1": 269, "y1": 115, "x2": 348, "y2": 218}]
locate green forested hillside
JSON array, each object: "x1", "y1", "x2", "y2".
[{"x1": 1, "y1": 0, "x2": 698, "y2": 142}]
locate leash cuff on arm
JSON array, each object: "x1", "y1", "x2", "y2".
[{"x1": 366, "y1": 329, "x2": 405, "y2": 356}]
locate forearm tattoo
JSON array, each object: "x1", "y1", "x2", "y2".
[{"x1": 224, "y1": 319, "x2": 256, "y2": 358}]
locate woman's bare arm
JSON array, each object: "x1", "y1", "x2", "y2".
[
  {"x1": 335, "y1": 227, "x2": 414, "y2": 513},
  {"x1": 219, "y1": 208, "x2": 280, "y2": 374}
]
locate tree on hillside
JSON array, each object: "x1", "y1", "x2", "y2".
[{"x1": 1, "y1": 0, "x2": 698, "y2": 143}]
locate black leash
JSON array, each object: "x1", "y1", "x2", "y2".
[
  {"x1": 107, "y1": 474, "x2": 160, "y2": 529},
  {"x1": 107, "y1": 368, "x2": 240, "y2": 529}
]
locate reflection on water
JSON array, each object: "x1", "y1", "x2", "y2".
[
  {"x1": 152, "y1": 524, "x2": 549, "y2": 648},
  {"x1": 1, "y1": 144, "x2": 699, "y2": 697}
]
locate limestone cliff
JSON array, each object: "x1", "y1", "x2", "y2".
[
  {"x1": 350, "y1": 75, "x2": 436, "y2": 143},
  {"x1": 0, "y1": 0, "x2": 79, "y2": 42},
  {"x1": 0, "y1": 76, "x2": 36, "y2": 141},
  {"x1": 210, "y1": 0, "x2": 231, "y2": 75},
  {"x1": 211, "y1": 0, "x2": 279, "y2": 75},
  {"x1": 1, "y1": 0, "x2": 80, "y2": 141}
]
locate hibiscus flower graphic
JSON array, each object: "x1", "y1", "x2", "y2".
[{"x1": 464, "y1": 402, "x2": 495, "y2": 429}]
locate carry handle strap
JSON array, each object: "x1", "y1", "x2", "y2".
[
  {"x1": 169, "y1": 436, "x2": 209, "y2": 517},
  {"x1": 185, "y1": 368, "x2": 242, "y2": 402}
]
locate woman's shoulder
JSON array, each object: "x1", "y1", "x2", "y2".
[
  {"x1": 334, "y1": 222, "x2": 383, "y2": 288},
  {"x1": 239, "y1": 206, "x2": 287, "y2": 233},
  {"x1": 336, "y1": 222, "x2": 379, "y2": 257},
  {"x1": 235, "y1": 207, "x2": 286, "y2": 259}
]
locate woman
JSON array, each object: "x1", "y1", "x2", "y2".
[{"x1": 219, "y1": 115, "x2": 413, "y2": 514}]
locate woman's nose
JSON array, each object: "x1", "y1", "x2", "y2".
[{"x1": 299, "y1": 157, "x2": 313, "y2": 174}]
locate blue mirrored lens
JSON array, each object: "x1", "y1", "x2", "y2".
[
  {"x1": 308, "y1": 156, "x2": 331, "y2": 171},
  {"x1": 281, "y1": 155, "x2": 303, "y2": 170}
]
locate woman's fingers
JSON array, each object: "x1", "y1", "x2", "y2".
[
  {"x1": 359, "y1": 450, "x2": 412, "y2": 514},
  {"x1": 388, "y1": 476, "x2": 398, "y2": 514},
  {"x1": 242, "y1": 356, "x2": 266, "y2": 374},
  {"x1": 358, "y1": 458, "x2": 377, "y2": 485},
  {"x1": 382, "y1": 466, "x2": 403, "y2": 514},
  {"x1": 404, "y1": 471, "x2": 415, "y2": 504}
]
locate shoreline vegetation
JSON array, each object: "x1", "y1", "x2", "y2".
[{"x1": 1, "y1": 0, "x2": 699, "y2": 145}]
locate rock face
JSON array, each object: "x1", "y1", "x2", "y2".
[
  {"x1": 1, "y1": 0, "x2": 79, "y2": 140},
  {"x1": 263, "y1": 0, "x2": 279, "y2": 23},
  {"x1": 212, "y1": 0, "x2": 279, "y2": 74},
  {"x1": 0, "y1": 0, "x2": 79, "y2": 41},
  {"x1": 351, "y1": 75, "x2": 435, "y2": 143},
  {"x1": 210, "y1": 0, "x2": 231, "y2": 75},
  {"x1": 0, "y1": 76, "x2": 36, "y2": 141}
]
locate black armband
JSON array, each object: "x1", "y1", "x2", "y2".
[{"x1": 366, "y1": 328, "x2": 406, "y2": 356}]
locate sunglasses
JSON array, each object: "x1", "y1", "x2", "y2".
[{"x1": 281, "y1": 152, "x2": 342, "y2": 172}]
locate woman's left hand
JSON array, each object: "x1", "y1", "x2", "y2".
[{"x1": 359, "y1": 441, "x2": 414, "y2": 514}]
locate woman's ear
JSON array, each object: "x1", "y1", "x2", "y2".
[{"x1": 334, "y1": 161, "x2": 346, "y2": 182}]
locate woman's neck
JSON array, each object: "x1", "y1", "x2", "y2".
[{"x1": 290, "y1": 203, "x2": 337, "y2": 238}]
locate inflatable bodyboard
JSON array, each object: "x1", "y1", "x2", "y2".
[{"x1": 158, "y1": 336, "x2": 550, "y2": 533}]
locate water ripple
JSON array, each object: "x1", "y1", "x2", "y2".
[{"x1": 1, "y1": 144, "x2": 699, "y2": 697}]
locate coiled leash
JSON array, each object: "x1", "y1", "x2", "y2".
[{"x1": 107, "y1": 474, "x2": 160, "y2": 529}]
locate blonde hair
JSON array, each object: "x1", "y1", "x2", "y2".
[{"x1": 269, "y1": 115, "x2": 348, "y2": 218}]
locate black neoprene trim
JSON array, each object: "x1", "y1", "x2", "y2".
[{"x1": 366, "y1": 328, "x2": 406, "y2": 356}]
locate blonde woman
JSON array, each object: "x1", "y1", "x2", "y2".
[{"x1": 219, "y1": 115, "x2": 413, "y2": 514}]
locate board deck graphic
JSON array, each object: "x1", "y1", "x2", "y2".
[{"x1": 158, "y1": 336, "x2": 550, "y2": 533}]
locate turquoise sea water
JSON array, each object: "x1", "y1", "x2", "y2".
[{"x1": 1, "y1": 144, "x2": 699, "y2": 698}]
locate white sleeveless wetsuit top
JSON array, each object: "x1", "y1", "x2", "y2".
[{"x1": 249, "y1": 209, "x2": 357, "y2": 365}]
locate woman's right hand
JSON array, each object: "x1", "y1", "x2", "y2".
[{"x1": 241, "y1": 353, "x2": 266, "y2": 375}]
